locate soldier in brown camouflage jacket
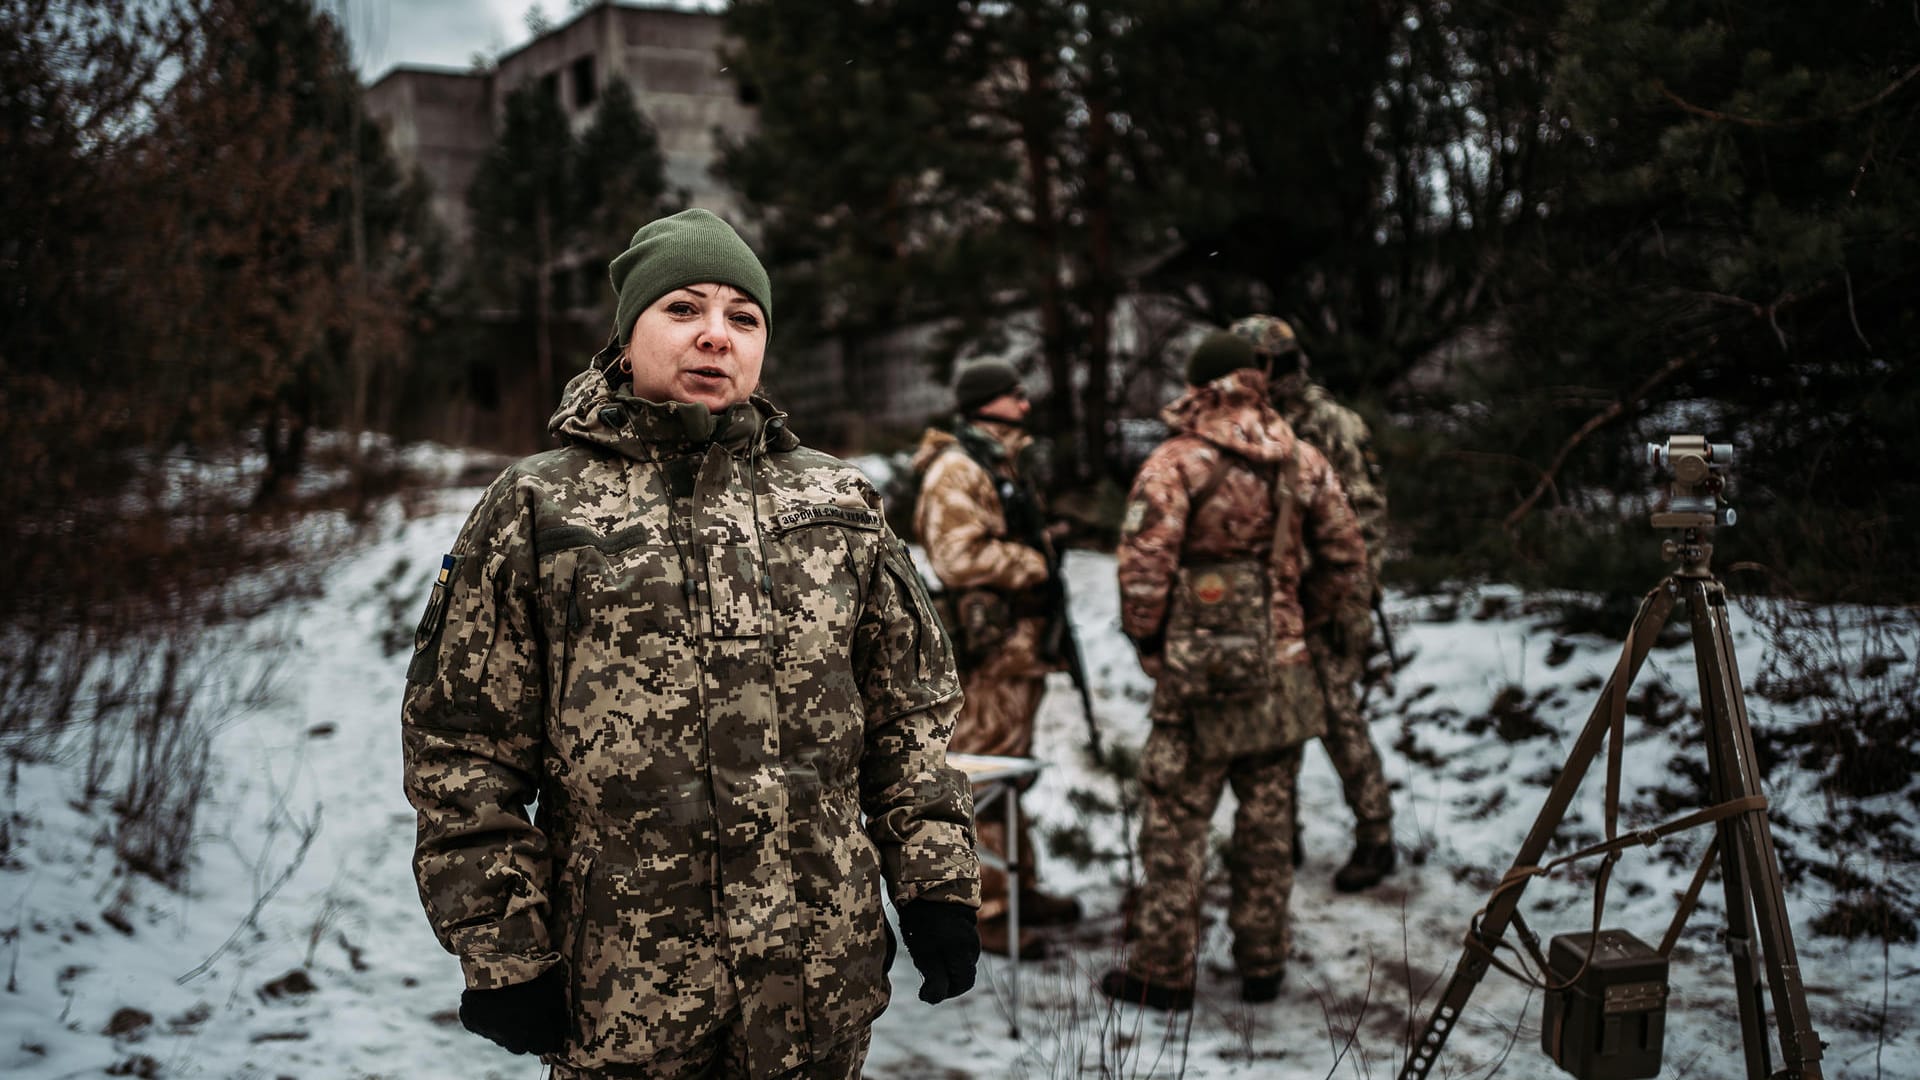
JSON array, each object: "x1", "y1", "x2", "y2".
[
  {"x1": 1232, "y1": 314, "x2": 1397, "y2": 892},
  {"x1": 403, "y1": 210, "x2": 981, "y2": 1080},
  {"x1": 909, "y1": 359, "x2": 1083, "y2": 960},
  {"x1": 1101, "y1": 331, "x2": 1367, "y2": 1011}
]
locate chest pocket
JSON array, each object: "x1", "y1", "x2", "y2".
[
  {"x1": 704, "y1": 544, "x2": 768, "y2": 638},
  {"x1": 766, "y1": 504, "x2": 882, "y2": 653},
  {"x1": 541, "y1": 534, "x2": 696, "y2": 713}
]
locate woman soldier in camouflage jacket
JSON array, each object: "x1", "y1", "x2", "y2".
[{"x1": 402, "y1": 210, "x2": 982, "y2": 1079}]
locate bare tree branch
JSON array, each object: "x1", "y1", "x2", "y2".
[
  {"x1": 1502, "y1": 340, "x2": 1716, "y2": 533},
  {"x1": 1653, "y1": 64, "x2": 1920, "y2": 129}
]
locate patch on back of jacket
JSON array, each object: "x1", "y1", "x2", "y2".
[{"x1": 772, "y1": 505, "x2": 884, "y2": 533}]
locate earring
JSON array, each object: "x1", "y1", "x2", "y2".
[{"x1": 619, "y1": 353, "x2": 633, "y2": 374}]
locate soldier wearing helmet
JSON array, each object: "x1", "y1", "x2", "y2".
[{"x1": 1229, "y1": 314, "x2": 1397, "y2": 892}]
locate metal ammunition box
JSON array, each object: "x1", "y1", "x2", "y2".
[{"x1": 1540, "y1": 929, "x2": 1669, "y2": 1080}]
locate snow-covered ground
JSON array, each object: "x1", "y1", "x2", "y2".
[{"x1": 3, "y1": 470, "x2": 1915, "y2": 1079}]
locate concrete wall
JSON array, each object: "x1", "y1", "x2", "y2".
[
  {"x1": 611, "y1": 8, "x2": 756, "y2": 218},
  {"x1": 367, "y1": 3, "x2": 760, "y2": 331},
  {"x1": 364, "y1": 68, "x2": 491, "y2": 247},
  {"x1": 375, "y1": 2, "x2": 757, "y2": 239}
]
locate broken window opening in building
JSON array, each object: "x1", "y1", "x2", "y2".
[{"x1": 571, "y1": 56, "x2": 596, "y2": 109}]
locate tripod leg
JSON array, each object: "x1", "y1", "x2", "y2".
[
  {"x1": 1686, "y1": 577, "x2": 1825, "y2": 1079},
  {"x1": 1708, "y1": 793, "x2": 1774, "y2": 1079},
  {"x1": 1399, "y1": 582, "x2": 1677, "y2": 1080}
]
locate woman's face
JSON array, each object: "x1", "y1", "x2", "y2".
[{"x1": 623, "y1": 283, "x2": 767, "y2": 412}]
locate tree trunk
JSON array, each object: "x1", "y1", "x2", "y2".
[
  {"x1": 346, "y1": 84, "x2": 371, "y2": 514},
  {"x1": 837, "y1": 328, "x2": 866, "y2": 448},
  {"x1": 252, "y1": 398, "x2": 309, "y2": 509},
  {"x1": 1083, "y1": 48, "x2": 1117, "y2": 481},
  {"x1": 535, "y1": 197, "x2": 555, "y2": 443},
  {"x1": 1018, "y1": 54, "x2": 1074, "y2": 481}
]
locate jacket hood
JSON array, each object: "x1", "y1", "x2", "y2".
[
  {"x1": 1160, "y1": 368, "x2": 1296, "y2": 464},
  {"x1": 910, "y1": 418, "x2": 1031, "y2": 475},
  {"x1": 546, "y1": 366, "x2": 800, "y2": 461},
  {"x1": 912, "y1": 427, "x2": 959, "y2": 474}
]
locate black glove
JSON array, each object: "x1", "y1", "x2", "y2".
[
  {"x1": 1127, "y1": 631, "x2": 1163, "y2": 662},
  {"x1": 896, "y1": 900, "x2": 980, "y2": 1004},
  {"x1": 458, "y1": 964, "x2": 570, "y2": 1056}
]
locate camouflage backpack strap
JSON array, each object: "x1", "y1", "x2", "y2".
[
  {"x1": 1179, "y1": 448, "x2": 1276, "y2": 560},
  {"x1": 1266, "y1": 444, "x2": 1297, "y2": 569},
  {"x1": 950, "y1": 425, "x2": 1047, "y2": 552}
]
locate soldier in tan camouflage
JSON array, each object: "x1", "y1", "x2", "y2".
[
  {"x1": 1101, "y1": 331, "x2": 1368, "y2": 1010},
  {"x1": 1231, "y1": 314, "x2": 1397, "y2": 892},
  {"x1": 402, "y1": 209, "x2": 982, "y2": 1079},
  {"x1": 909, "y1": 359, "x2": 1083, "y2": 960}
]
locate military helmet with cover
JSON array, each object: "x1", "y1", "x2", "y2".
[{"x1": 1229, "y1": 314, "x2": 1299, "y2": 357}]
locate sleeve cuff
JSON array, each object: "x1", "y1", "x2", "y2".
[
  {"x1": 458, "y1": 949, "x2": 561, "y2": 992},
  {"x1": 893, "y1": 877, "x2": 982, "y2": 908}
]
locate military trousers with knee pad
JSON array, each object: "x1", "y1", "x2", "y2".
[
  {"x1": 1308, "y1": 637, "x2": 1393, "y2": 845},
  {"x1": 1126, "y1": 724, "x2": 1302, "y2": 986}
]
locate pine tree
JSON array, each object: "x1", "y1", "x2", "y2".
[
  {"x1": 721, "y1": 1, "x2": 1167, "y2": 472},
  {"x1": 574, "y1": 78, "x2": 671, "y2": 320},
  {"x1": 1104, "y1": 0, "x2": 1558, "y2": 396},
  {"x1": 468, "y1": 81, "x2": 577, "y2": 420},
  {"x1": 720, "y1": 0, "x2": 1027, "y2": 437},
  {"x1": 1478, "y1": 0, "x2": 1920, "y2": 597}
]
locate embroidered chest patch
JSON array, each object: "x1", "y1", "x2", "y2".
[{"x1": 773, "y1": 505, "x2": 884, "y2": 532}]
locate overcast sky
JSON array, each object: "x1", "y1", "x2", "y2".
[{"x1": 341, "y1": 0, "x2": 723, "y2": 82}]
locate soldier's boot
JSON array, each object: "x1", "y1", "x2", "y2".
[
  {"x1": 1099, "y1": 969, "x2": 1194, "y2": 1012},
  {"x1": 978, "y1": 915, "x2": 1050, "y2": 961},
  {"x1": 1240, "y1": 971, "x2": 1285, "y2": 1004},
  {"x1": 1333, "y1": 841, "x2": 1397, "y2": 893},
  {"x1": 1017, "y1": 887, "x2": 1084, "y2": 927}
]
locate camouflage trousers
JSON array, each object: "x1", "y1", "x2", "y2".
[
  {"x1": 550, "y1": 1025, "x2": 871, "y2": 1080},
  {"x1": 1127, "y1": 725, "x2": 1303, "y2": 985},
  {"x1": 955, "y1": 617, "x2": 1050, "y2": 918},
  {"x1": 1308, "y1": 638, "x2": 1394, "y2": 845}
]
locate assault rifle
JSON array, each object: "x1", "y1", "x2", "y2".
[
  {"x1": 1372, "y1": 588, "x2": 1400, "y2": 669},
  {"x1": 1038, "y1": 554, "x2": 1104, "y2": 763},
  {"x1": 953, "y1": 421, "x2": 1106, "y2": 762}
]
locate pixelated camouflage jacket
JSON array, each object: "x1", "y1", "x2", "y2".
[
  {"x1": 1118, "y1": 368, "x2": 1368, "y2": 665},
  {"x1": 402, "y1": 367, "x2": 980, "y2": 1077},
  {"x1": 909, "y1": 423, "x2": 1049, "y2": 595},
  {"x1": 1274, "y1": 376, "x2": 1388, "y2": 585}
]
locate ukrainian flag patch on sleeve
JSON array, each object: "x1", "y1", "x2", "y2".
[{"x1": 409, "y1": 554, "x2": 462, "y2": 683}]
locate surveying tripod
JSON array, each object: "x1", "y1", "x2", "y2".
[{"x1": 1400, "y1": 437, "x2": 1826, "y2": 1080}]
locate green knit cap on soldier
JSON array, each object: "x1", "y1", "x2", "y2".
[
  {"x1": 1185, "y1": 330, "x2": 1260, "y2": 386},
  {"x1": 608, "y1": 208, "x2": 773, "y2": 344},
  {"x1": 953, "y1": 359, "x2": 1025, "y2": 414}
]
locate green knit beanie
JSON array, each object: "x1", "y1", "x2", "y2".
[
  {"x1": 608, "y1": 209, "x2": 773, "y2": 344},
  {"x1": 953, "y1": 359, "x2": 1024, "y2": 413},
  {"x1": 1185, "y1": 330, "x2": 1258, "y2": 386}
]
